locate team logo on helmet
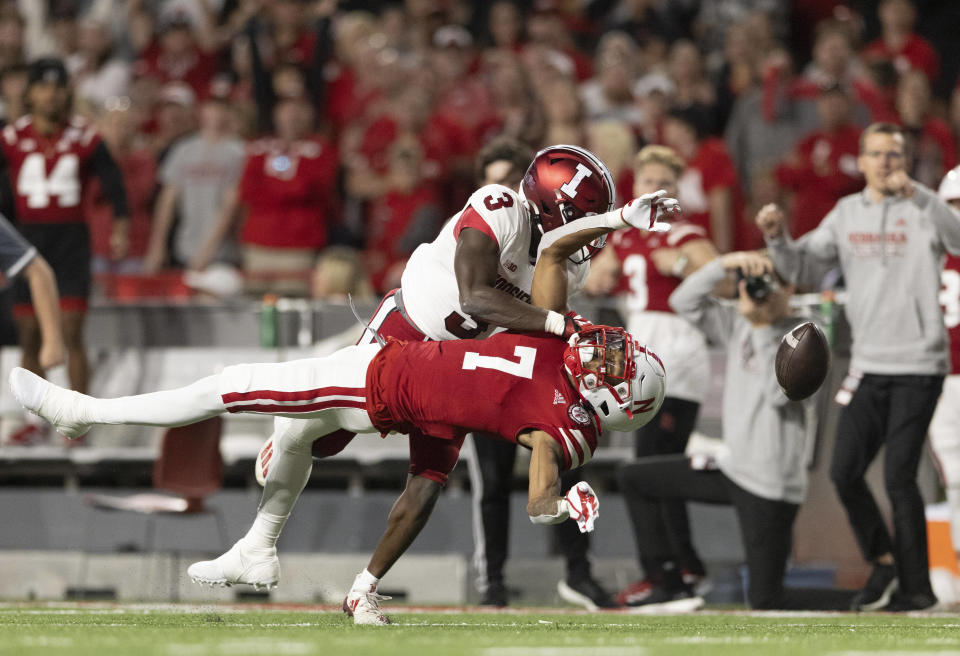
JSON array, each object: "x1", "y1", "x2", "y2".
[
  {"x1": 567, "y1": 403, "x2": 592, "y2": 426},
  {"x1": 519, "y1": 144, "x2": 616, "y2": 264}
]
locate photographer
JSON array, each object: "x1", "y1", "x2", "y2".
[
  {"x1": 757, "y1": 123, "x2": 960, "y2": 611},
  {"x1": 618, "y1": 251, "x2": 828, "y2": 610}
]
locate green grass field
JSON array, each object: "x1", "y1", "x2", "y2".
[{"x1": 2, "y1": 604, "x2": 959, "y2": 656}]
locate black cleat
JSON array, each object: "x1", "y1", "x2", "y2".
[
  {"x1": 851, "y1": 564, "x2": 898, "y2": 611},
  {"x1": 880, "y1": 591, "x2": 938, "y2": 612},
  {"x1": 557, "y1": 576, "x2": 618, "y2": 610},
  {"x1": 479, "y1": 581, "x2": 508, "y2": 607}
]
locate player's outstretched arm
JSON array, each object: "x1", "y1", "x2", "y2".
[
  {"x1": 521, "y1": 430, "x2": 600, "y2": 533},
  {"x1": 521, "y1": 430, "x2": 565, "y2": 521},
  {"x1": 535, "y1": 190, "x2": 681, "y2": 261}
]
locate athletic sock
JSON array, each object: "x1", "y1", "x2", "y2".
[
  {"x1": 352, "y1": 569, "x2": 380, "y2": 593},
  {"x1": 243, "y1": 511, "x2": 287, "y2": 550},
  {"x1": 244, "y1": 425, "x2": 314, "y2": 549}
]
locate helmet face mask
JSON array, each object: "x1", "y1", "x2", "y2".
[
  {"x1": 520, "y1": 144, "x2": 616, "y2": 264},
  {"x1": 563, "y1": 326, "x2": 666, "y2": 432}
]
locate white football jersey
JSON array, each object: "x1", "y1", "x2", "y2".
[{"x1": 400, "y1": 184, "x2": 589, "y2": 341}]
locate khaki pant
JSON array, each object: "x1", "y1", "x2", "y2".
[{"x1": 242, "y1": 245, "x2": 317, "y2": 297}]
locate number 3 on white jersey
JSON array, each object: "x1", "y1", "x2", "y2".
[
  {"x1": 462, "y1": 346, "x2": 536, "y2": 379},
  {"x1": 17, "y1": 153, "x2": 80, "y2": 209}
]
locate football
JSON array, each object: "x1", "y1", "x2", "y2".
[{"x1": 775, "y1": 321, "x2": 831, "y2": 401}]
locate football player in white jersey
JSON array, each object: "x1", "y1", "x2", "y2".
[{"x1": 252, "y1": 142, "x2": 679, "y2": 622}]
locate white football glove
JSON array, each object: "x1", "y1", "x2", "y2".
[
  {"x1": 619, "y1": 189, "x2": 681, "y2": 232},
  {"x1": 563, "y1": 481, "x2": 599, "y2": 533}
]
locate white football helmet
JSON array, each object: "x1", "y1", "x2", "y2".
[{"x1": 563, "y1": 326, "x2": 666, "y2": 432}]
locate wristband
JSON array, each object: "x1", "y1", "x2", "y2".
[
  {"x1": 544, "y1": 310, "x2": 566, "y2": 336},
  {"x1": 529, "y1": 498, "x2": 571, "y2": 525}
]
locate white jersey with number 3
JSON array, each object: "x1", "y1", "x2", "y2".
[{"x1": 400, "y1": 184, "x2": 589, "y2": 341}]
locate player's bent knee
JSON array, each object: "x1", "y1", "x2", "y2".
[{"x1": 403, "y1": 476, "x2": 442, "y2": 519}]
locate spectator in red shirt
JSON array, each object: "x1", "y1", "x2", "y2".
[
  {"x1": 663, "y1": 104, "x2": 747, "y2": 252},
  {"x1": 321, "y1": 12, "x2": 380, "y2": 136},
  {"x1": 85, "y1": 101, "x2": 156, "y2": 273},
  {"x1": 133, "y1": 11, "x2": 220, "y2": 100},
  {"x1": 193, "y1": 97, "x2": 339, "y2": 296},
  {"x1": 775, "y1": 85, "x2": 863, "y2": 238},
  {"x1": 431, "y1": 26, "x2": 495, "y2": 161},
  {"x1": 897, "y1": 71, "x2": 957, "y2": 189},
  {"x1": 862, "y1": 0, "x2": 939, "y2": 84},
  {"x1": 363, "y1": 137, "x2": 443, "y2": 294}
]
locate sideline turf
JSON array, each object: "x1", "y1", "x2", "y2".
[{"x1": 1, "y1": 605, "x2": 959, "y2": 655}]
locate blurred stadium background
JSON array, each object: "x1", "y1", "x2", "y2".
[{"x1": 0, "y1": 0, "x2": 959, "y2": 611}]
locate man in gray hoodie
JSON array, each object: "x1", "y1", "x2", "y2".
[{"x1": 756, "y1": 122, "x2": 960, "y2": 611}]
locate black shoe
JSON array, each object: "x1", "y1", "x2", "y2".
[
  {"x1": 623, "y1": 584, "x2": 704, "y2": 612},
  {"x1": 880, "y1": 591, "x2": 938, "y2": 612},
  {"x1": 851, "y1": 564, "x2": 898, "y2": 611},
  {"x1": 557, "y1": 576, "x2": 618, "y2": 610},
  {"x1": 480, "y1": 581, "x2": 508, "y2": 607}
]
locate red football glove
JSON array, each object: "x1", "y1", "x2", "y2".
[{"x1": 564, "y1": 481, "x2": 599, "y2": 533}]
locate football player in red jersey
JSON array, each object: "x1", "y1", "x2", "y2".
[
  {"x1": 0, "y1": 58, "x2": 129, "y2": 441},
  {"x1": 9, "y1": 216, "x2": 669, "y2": 625},
  {"x1": 587, "y1": 145, "x2": 718, "y2": 605},
  {"x1": 249, "y1": 142, "x2": 677, "y2": 609}
]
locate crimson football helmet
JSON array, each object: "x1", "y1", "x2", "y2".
[
  {"x1": 563, "y1": 326, "x2": 666, "y2": 432},
  {"x1": 520, "y1": 144, "x2": 616, "y2": 263}
]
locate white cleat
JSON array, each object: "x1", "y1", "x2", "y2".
[
  {"x1": 8, "y1": 367, "x2": 91, "y2": 439},
  {"x1": 188, "y1": 540, "x2": 280, "y2": 590},
  {"x1": 255, "y1": 437, "x2": 273, "y2": 486},
  {"x1": 343, "y1": 588, "x2": 392, "y2": 625}
]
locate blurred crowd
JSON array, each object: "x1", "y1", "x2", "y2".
[{"x1": 1, "y1": 0, "x2": 959, "y2": 299}]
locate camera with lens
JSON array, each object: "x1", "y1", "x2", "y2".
[{"x1": 736, "y1": 269, "x2": 774, "y2": 302}]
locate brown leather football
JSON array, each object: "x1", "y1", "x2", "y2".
[{"x1": 775, "y1": 321, "x2": 831, "y2": 401}]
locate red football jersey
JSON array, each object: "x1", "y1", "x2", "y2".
[
  {"x1": 0, "y1": 116, "x2": 102, "y2": 224},
  {"x1": 611, "y1": 221, "x2": 709, "y2": 314},
  {"x1": 366, "y1": 332, "x2": 599, "y2": 469},
  {"x1": 940, "y1": 254, "x2": 960, "y2": 375}
]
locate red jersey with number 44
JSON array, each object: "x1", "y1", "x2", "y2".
[
  {"x1": 611, "y1": 221, "x2": 708, "y2": 314},
  {"x1": 1, "y1": 116, "x2": 102, "y2": 224},
  {"x1": 366, "y1": 331, "x2": 599, "y2": 469}
]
